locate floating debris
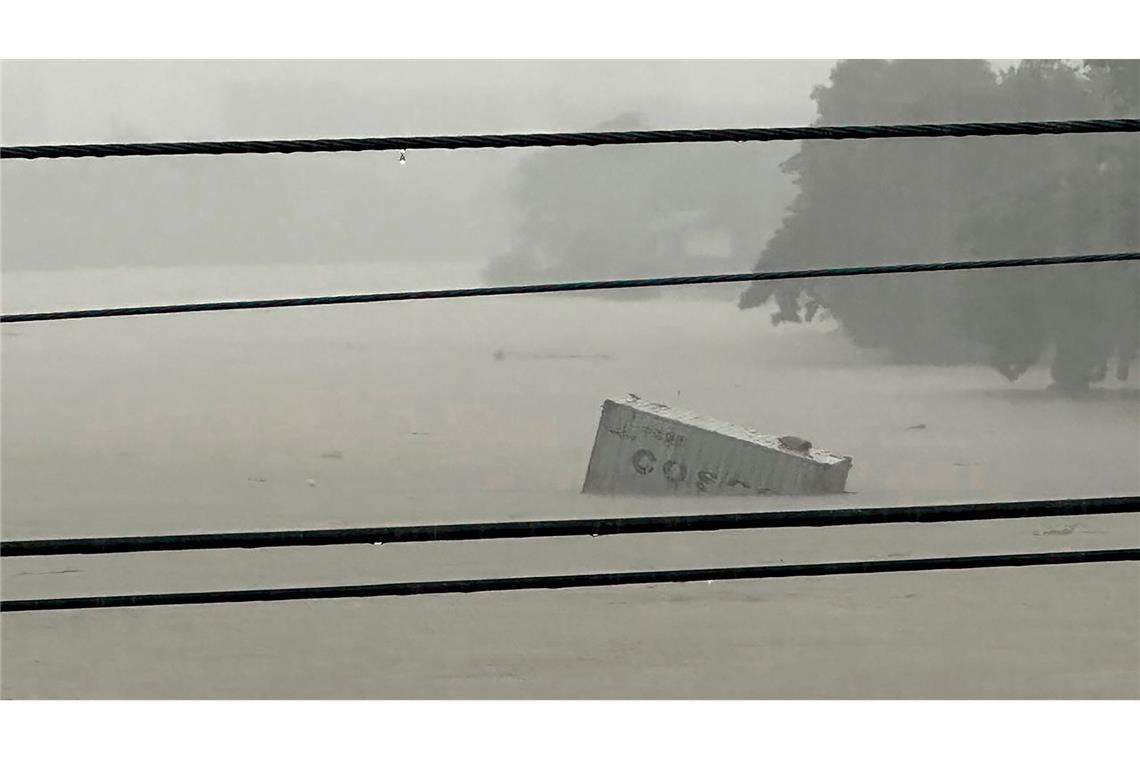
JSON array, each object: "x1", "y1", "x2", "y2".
[
  {"x1": 492, "y1": 349, "x2": 611, "y2": 362},
  {"x1": 15, "y1": 569, "x2": 81, "y2": 577},
  {"x1": 582, "y1": 396, "x2": 852, "y2": 496}
]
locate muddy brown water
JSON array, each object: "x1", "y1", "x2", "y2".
[{"x1": 3, "y1": 265, "x2": 1138, "y2": 698}]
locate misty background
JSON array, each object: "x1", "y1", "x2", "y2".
[
  {"x1": 1, "y1": 60, "x2": 829, "y2": 271},
  {"x1": 4, "y1": 60, "x2": 1137, "y2": 390}
]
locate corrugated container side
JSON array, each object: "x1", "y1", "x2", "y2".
[{"x1": 581, "y1": 399, "x2": 851, "y2": 496}]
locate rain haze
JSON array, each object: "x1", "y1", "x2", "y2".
[{"x1": 1, "y1": 60, "x2": 1138, "y2": 698}]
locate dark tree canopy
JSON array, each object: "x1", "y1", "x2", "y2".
[{"x1": 739, "y1": 59, "x2": 1139, "y2": 388}]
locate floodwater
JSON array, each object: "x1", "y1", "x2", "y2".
[{"x1": 2, "y1": 263, "x2": 1138, "y2": 698}]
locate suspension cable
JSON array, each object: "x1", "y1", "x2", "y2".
[
  {"x1": 4, "y1": 251, "x2": 1137, "y2": 324},
  {"x1": 4, "y1": 495, "x2": 1135, "y2": 557},
  {"x1": 4, "y1": 118, "x2": 1138, "y2": 161},
  {"x1": 4, "y1": 548, "x2": 1136, "y2": 612}
]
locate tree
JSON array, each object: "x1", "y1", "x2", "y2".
[
  {"x1": 956, "y1": 61, "x2": 1139, "y2": 390},
  {"x1": 483, "y1": 113, "x2": 795, "y2": 297},
  {"x1": 739, "y1": 60, "x2": 1009, "y2": 363},
  {"x1": 739, "y1": 59, "x2": 1138, "y2": 388}
]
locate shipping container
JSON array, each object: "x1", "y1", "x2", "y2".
[{"x1": 582, "y1": 396, "x2": 852, "y2": 496}]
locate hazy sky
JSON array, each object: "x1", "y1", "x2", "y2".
[
  {"x1": 2, "y1": 61, "x2": 837, "y2": 142},
  {"x1": 1, "y1": 61, "x2": 842, "y2": 272}
]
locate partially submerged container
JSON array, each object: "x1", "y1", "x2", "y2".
[{"x1": 581, "y1": 396, "x2": 852, "y2": 496}]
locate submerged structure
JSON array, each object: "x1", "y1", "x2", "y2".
[{"x1": 582, "y1": 396, "x2": 852, "y2": 496}]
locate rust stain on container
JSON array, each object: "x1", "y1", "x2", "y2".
[{"x1": 581, "y1": 396, "x2": 852, "y2": 496}]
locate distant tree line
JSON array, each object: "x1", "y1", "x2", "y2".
[
  {"x1": 485, "y1": 60, "x2": 1136, "y2": 390},
  {"x1": 482, "y1": 113, "x2": 797, "y2": 298}
]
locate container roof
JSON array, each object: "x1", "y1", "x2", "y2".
[{"x1": 608, "y1": 395, "x2": 851, "y2": 466}]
